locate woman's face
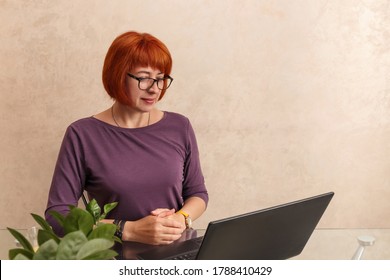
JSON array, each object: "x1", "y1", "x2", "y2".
[{"x1": 125, "y1": 66, "x2": 164, "y2": 112}]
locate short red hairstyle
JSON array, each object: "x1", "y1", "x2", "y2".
[{"x1": 102, "y1": 31, "x2": 173, "y2": 105}]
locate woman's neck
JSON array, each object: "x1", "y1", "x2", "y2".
[{"x1": 111, "y1": 102, "x2": 151, "y2": 128}]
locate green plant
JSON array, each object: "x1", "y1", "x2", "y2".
[{"x1": 7, "y1": 199, "x2": 120, "y2": 260}]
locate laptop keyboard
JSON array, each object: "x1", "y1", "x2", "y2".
[
  {"x1": 169, "y1": 237, "x2": 203, "y2": 260},
  {"x1": 171, "y1": 251, "x2": 198, "y2": 260},
  {"x1": 136, "y1": 236, "x2": 203, "y2": 260}
]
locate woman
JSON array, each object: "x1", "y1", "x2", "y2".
[{"x1": 45, "y1": 31, "x2": 208, "y2": 245}]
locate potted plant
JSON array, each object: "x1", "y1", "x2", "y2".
[{"x1": 7, "y1": 199, "x2": 120, "y2": 260}]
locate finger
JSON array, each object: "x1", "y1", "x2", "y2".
[
  {"x1": 157, "y1": 209, "x2": 176, "y2": 218},
  {"x1": 156, "y1": 239, "x2": 175, "y2": 245},
  {"x1": 147, "y1": 231, "x2": 182, "y2": 245},
  {"x1": 162, "y1": 225, "x2": 184, "y2": 234},
  {"x1": 159, "y1": 218, "x2": 184, "y2": 229},
  {"x1": 160, "y1": 233, "x2": 183, "y2": 242},
  {"x1": 151, "y1": 208, "x2": 175, "y2": 216},
  {"x1": 151, "y1": 208, "x2": 170, "y2": 216}
]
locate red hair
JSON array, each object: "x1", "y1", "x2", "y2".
[{"x1": 102, "y1": 31, "x2": 172, "y2": 105}]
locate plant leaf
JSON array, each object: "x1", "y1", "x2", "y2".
[
  {"x1": 103, "y1": 202, "x2": 118, "y2": 216},
  {"x1": 31, "y1": 213, "x2": 53, "y2": 231},
  {"x1": 56, "y1": 231, "x2": 88, "y2": 260},
  {"x1": 81, "y1": 249, "x2": 118, "y2": 260},
  {"x1": 76, "y1": 238, "x2": 114, "y2": 260},
  {"x1": 112, "y1": 235, "x2": 122, "y2": 244},
  {"x1": 68, "y1": 205, "x2": 76, "y2": 210},
  {"x1": 7, "y1": 227, "x2": 34, "y2": 252},
  {"x1": 37, "y1": 229, "x2": 61, "y2": 245},
  {"x1": 86, "y1": 199, "x2": 101, "y2": 224},
  {"x1": 14, "y1": 254, "x2": 30, "y2": 260},
  {"x1": 33, "y1": 239, "x2": 58, "y2": 260},
  {"x1": 87, "y1": 223, "x2": 116, "y2": 240},
  {"x1": 48, "y1": 210, "x2": 65, "y2": 228},
  {"x1": 63, "y1": 207, "x2": 94, "y2": 235},
  {"x1": 9, "y1": 248, "x2": 34, "y2": 260},
  {"x1": 99, "y1": 202, "x2": 118, "y2": 221}
]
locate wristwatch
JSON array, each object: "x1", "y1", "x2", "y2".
[{"x1": 177, "y1": 210, "x2": 192, "y2": 229}]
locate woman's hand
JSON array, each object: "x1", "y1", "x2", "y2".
[
  {"x1": 151, "y1": 208, "x2": 186, "y2": 228},
  {"x1": 123, "y1": 214, "x2": 185, "y2": 245},
  {"x1": 150, "y1": 208, "x2": 175, "y2": 217}
]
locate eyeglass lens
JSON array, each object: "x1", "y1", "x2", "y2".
[{"x1": 139, "y1": 78, "x2": 172, "y2": 90}]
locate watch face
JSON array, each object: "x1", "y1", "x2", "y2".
[{"x1": 187, "y1": 217, "x2": 192, "y2": 228}]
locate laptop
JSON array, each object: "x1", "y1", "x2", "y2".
[{"x1": 136, "y1": 192, "x2": 334, "y2": 260}]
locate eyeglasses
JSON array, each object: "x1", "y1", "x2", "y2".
[{"x1": 127, "y1": 73, "x2": 174, "y2": 90}]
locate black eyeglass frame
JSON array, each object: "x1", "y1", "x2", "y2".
[{"x1": 127, "y1": 73, "x2": 174, "y2": 90}]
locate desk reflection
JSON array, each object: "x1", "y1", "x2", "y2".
[
  {"x1": 114, "y1": 229, "x2": 199, "y2": 260},
  {"x1": 1, "y1": 228, "x2": 388, "y2": 259}
]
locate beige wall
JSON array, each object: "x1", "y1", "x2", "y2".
[{"x1": 1, "y1": 0, "x2": 389, "y2": 230}]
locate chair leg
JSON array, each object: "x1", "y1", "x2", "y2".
[{"x1": 81, "y1": 193, "x2": 89, "y2": 208}]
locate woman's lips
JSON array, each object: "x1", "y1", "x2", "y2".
[{"x1": 141, "y1": 98, "x2": 155, "y2": 104}]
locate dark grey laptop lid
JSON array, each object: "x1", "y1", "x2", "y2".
[
  {"x1": 196, "y1": 192, "x2": 334, "y2": 260},
  {"x1": 135, "y1": 192, "x2": 334, "y2": 260}
]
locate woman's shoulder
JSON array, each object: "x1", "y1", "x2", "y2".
[
  {"x1": 68, "y1": 116, "x2": 96, "y2": 128},
  {"x1": 164, "y1": 111, "x2": 190, "y2": 125},
  {"x1": 65, "y1": 117, "x2": 106, "y2": 135}
]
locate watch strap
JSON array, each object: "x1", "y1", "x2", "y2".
[
  {"x1": 177, "y1": 210, "x2": 192, "y2": 228},
  {"x1": 177, "y1": 210, "x2": 189, "y2": 218}
]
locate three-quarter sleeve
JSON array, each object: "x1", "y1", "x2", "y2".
[
  {"x1": 182, "y1": 119, "x2": 209, "y2": 205},
  {"x1": 45, "y1": 126, "x2": 86, "y2": 235}
]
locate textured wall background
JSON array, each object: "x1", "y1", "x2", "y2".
[{"x1": 1, "y1": 0, "x2": 389, "y2": 230}]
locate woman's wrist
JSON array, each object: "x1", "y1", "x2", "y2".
[
  {"x1": 173, "y1": 212, "x2": 186, "y2": 228},
  {"x1": 113, "y1": 219, "x2": 126, "y2": 240},
  {"x1": 121, "y1": 220, "x2": 132, "y2": 241},
  {"x1": 176, "y1": 210, "x2": 192, "y2": 229}
]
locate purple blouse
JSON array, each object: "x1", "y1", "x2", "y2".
[{"x1": 45, "y1": 111, "x2": 208, "y2": 234}]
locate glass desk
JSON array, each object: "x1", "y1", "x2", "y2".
[
  {"x1": 1, "y1": 228, "x2": 389, "y2": 260},
  {"x1": 114, "y1": 228, "x2": 200, "y2": 260}
]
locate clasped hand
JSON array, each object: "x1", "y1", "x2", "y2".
[{"x1": 126, "y1": 208, "x2": 185, "y2": 245}]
